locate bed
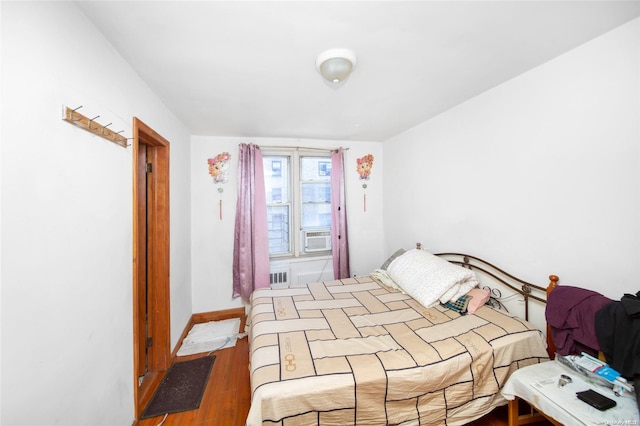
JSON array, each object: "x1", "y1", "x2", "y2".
[{"x1": 246, "y1": 245, "x2": 555, "y2": 425}]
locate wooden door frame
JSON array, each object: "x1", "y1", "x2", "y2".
[{"x1": 132, "y1": 117, "x2": 171, "y2": 419}]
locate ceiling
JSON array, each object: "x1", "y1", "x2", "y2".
[{"x1": 77, "y1": 1, "x2": 640, "y2": 142}]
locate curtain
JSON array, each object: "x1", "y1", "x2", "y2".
[
  {"x1": 331, "y1": 148, "x2": 350, "y2": 279},
  {"x1": 232, "y1": 143, "x2": 270, "y2": 300}
]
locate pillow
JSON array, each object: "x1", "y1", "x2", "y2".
[
  {"x1": 442, "y1": 294, "x2": 472, "y2": 314},
  {"x1": 380, "y1": 248, "x2": 406, "y2": 270},
  {"x1": 466, "y1": 287, "x2": 491, "y2": 314},
  {"x1": 387, "y1": 249, "x2": 479, "y2": 308}
]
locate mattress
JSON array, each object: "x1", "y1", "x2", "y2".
[{"x1": 247, "y1": 276, "x2": 549, "y2": 425}]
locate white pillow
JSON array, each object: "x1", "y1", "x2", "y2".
[{"x1": 387, "y1": 249, "x2": 479, "y2": 308}]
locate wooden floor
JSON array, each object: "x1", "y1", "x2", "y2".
[{"x1": 135, "y1": 316, "x2": 554, "y2": 426}]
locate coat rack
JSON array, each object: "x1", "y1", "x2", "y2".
[{"x1": 61, "y1": 105, "x2": 129, "y2": 148}]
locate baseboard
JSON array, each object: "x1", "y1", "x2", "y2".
[{"x1": 171, "y1": 307, "x2": 246, "y2": 360}]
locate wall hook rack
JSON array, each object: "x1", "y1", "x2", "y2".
[{"x1": 61, "y1": 105, "x2": 129, "y2": 148}]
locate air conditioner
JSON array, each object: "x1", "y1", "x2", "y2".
[{"x1": 303, "y1": 230, "x2": 331, "y2": 252}]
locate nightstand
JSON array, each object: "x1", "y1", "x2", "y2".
[{"x1": 501, "y1": 359, "x2": 638, "y2": 425}]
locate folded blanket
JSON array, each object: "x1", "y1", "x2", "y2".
[
  {"x1": 387, "y1": 249, "x2": 479, "y2": 308},
  {"x1": 370, "y1": 268, "x2": 406, "y2": 293}
]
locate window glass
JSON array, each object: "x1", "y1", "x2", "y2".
[
  {"x1": 301, "y1": 201, "x2": 332, "y2": 228},
  {"x1": 267, "y1": 205, "x2": 290, "y2": 254},
  {"x1": 264, "y1": 156, "x2": 290, "y2": 255},
  {"x1": 300, "y1": 156, "x2": 331, "y2": 233},
  {"x1": 264, "y1": 156, "x2": 289, "y2": 204},
  {"x1": 301, "y1": 157, "x2": 331, "y2": 181},
  {"x1": 301, "y1": 182, "x2": 331, "y2": 203}
]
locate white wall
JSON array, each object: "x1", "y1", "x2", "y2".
[
  {"x1": 1, "y1": 2, "x2": 191, "y2": 425},
  {"x1": 190, "y1": 136, "x2": 384, "y2": 313},
  {"x1": 383, "y1": 18, "x2": 640, "y2": 299}
]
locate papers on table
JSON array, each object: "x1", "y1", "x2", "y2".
[{"x1": 530, "y1": 372, "x2": 638, "y2": 425}]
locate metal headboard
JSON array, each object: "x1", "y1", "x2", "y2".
[
  {"x1": 415, "y1": 242, "x2": 559, "y2": 358},
  {"x1": 436, "y1": 252, "x2": 547, "y2": 321}
]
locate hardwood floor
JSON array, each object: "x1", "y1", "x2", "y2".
[
  {"x1": 135, "y1": 315, "x2": 553, "y2": 426},
  {"x1": 135, "y1": 316, "x2": 251, "y2": 426}
]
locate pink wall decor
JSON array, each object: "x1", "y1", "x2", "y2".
[
  {"x1": 356, "y1": 154, "x2": 374, "y2": 212},
  {"x1": 207, "y1": 152, "x2": 230, "y2": 219}
]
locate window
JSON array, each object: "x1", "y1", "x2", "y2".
[{"x1": 263, "y1": 150, "x2": 331, "y2": 257}]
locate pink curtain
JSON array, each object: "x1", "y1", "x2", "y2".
[
  {"x1": 233, "y1": 143, "x2": 270, "y2": 300},
  {"x1": 331, "y1": 148, "x2": 350, "y2": 279}
]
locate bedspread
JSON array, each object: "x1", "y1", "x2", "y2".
[{"x1": 247, "y1": 276, "x2": 549, "y2": 426}]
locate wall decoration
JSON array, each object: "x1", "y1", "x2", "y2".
[
  {"x1": 356, "y1": 154, "x2": 374, "y2": 212},
  {"x1": 208, "y1": 152, "x2": 230, "y2": 219}
]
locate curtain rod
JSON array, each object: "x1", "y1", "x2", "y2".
[{"x1": 254, "y1": 145, "x2": 349, "y2": 152}]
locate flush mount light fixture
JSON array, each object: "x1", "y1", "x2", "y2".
[{"x1": 316, "y1": 48, "x2": 357, "y2": 83}]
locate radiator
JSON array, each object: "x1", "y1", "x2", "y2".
[{"x1": 269, "y1": 268, "x2": 289, "y2": 286}]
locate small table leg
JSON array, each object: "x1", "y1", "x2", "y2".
[
  {"x1": 508, "y1": 398, "x2": 520, "y2": 426},
  {"x1": 507, "y1": 397, "x2": 563, "y2": 426}
]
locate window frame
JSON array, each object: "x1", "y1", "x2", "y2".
[{"x1": 263, "y1": 148, "x2": 332, "y2": 259}]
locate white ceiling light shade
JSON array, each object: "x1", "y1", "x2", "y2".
[{"x1": 316, "y1": 49, "x2": 357, "y2": 83}]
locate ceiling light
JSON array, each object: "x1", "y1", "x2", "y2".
[{"x1": 316, "y1": 49, "x2": 357, "y2": 83}]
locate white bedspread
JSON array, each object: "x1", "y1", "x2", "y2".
[{"x1": 387, "y1": 249, "x2": 479, "y2": 308}]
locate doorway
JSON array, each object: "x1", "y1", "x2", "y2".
[{"x1": 132, "y1": 117, "x2": 171, "y2": 418}]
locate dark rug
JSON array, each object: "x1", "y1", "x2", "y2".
[{"x1": 141, "y1": 355, "x2": 216, "y2": 419}]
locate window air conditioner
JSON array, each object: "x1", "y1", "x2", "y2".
[{"x1": 303, "y1": 230, "x2": 331, "y2": 252}]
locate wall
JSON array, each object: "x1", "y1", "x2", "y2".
[
  {"x1": 1, "y1": 2, "x2": 192, "y2": 425},
  {"x1": 383, "y1": 18, "x2": 640, "y2": 299},
  {"x1": 190, "y1": 136, "x2": 384, "y2": 313}
]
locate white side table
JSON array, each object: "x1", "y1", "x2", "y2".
[{"x1": 501, "y1": 360, "x2": 638, "y2": 426}]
